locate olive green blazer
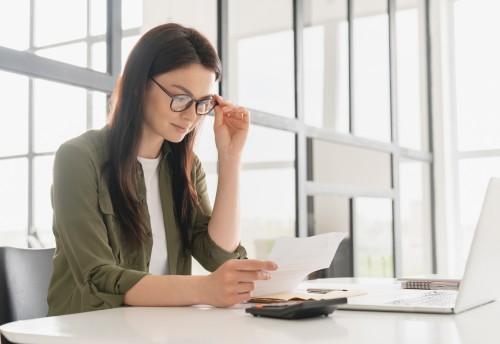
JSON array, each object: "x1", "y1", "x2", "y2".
[{"x1": 47, "y1": 127, "x2": 246, "y2": 316}]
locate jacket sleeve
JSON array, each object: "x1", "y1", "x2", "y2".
[
  {"x1": 52, "y1": 142, "x2": 148, "y2": 311},
  {"x1": 189, "y1": 156, "x2": 247, "y2": 272}
]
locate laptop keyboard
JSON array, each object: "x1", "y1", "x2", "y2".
[{"x1": 389, "y1": 291, "x2": 458, "y2": 307}]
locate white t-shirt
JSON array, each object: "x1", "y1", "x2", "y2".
[{"x1": 137, "y1": 155, "x2": 169, "y2": 275}]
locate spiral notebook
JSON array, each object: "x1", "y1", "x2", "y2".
[
  {"x1": 397, "y1": 275, "x2": 461, "y2": 290},
  {"x1": 336, "y1": 177, "x2": 500, "y2": 314}
]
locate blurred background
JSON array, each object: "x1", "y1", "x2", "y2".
[{"x1": 0, "y1": 0, "x2": 498, "y2": 279}]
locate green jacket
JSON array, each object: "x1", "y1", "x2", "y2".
[{"x1": 47, "y1": 127, "x2": 247, "y2": 316}]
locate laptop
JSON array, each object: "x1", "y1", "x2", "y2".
[{"x1": 336, "y1": 177, "x2": 500, "y2": 314}]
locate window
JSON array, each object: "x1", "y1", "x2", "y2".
[
  {"x1": 225, "y1": 0, "x2": 297, "y2": 269},
  {"x1": 0, "y1": 0, "x2": 113, "y2": 247},
  {"x1": 303, "y1": 3, "x2": 349, "y2": 132},
  {"x1": 0, "y1": 1, "x2": 435, "y2": 281},
  {"x1": 452, "y1": 0, "x2": 500, "y2": 268},
  {"x1": 302, "y1": 0, "x2": 432, "y2": 278},
  {"x1": 352, "y1": 0, "x2": 391, "y2": 142}
]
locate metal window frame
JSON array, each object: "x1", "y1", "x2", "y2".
[
  {"x1": 217, "y1": 0, "x2": 435, "y2": 277},
  {"x1": 0, "y1": 0, "x2": 121, "y2": 243},
  {"x1": 1, "y1": 0, "x2": 435, "y2": 275}
]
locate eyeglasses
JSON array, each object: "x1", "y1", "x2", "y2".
[{"x1": 149, "y1": 77, "x2": 218, "y2": 116}]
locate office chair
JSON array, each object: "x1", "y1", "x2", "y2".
[{"x1": 0, "y1": 246, "x2": 54, "y2": 327}]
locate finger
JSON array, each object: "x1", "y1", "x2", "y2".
[
  {"x1": 236, "y1": 281, "x2": 256, "y2": 293},
  {"x1": 213, "y1": 98, "x2": 224, "y2": 128},
  {"x1": 236, "y1": 270, "x2": 272, "y2": 282},
  {"x1": 232, "y1": 259, "x2": 278, "y2": 272},
  {"x1": 212, "y1": 96, "x2": 245, "y2": 115},
  {"x1": 235, "y1": 292, "x2": 253, "y2": 304},
  {"x1": 213, "y1": 94, "x2": 231, "y2": 108},
  {"x1": 227, "y1": 108, "x2": 249, "y2": 121},
  {"x1": 220, "y1": 105, "x2": 247, "y2": 115}
]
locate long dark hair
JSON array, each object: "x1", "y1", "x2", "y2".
[{"x1": 107, "y1": 23, "x2": 221, "y2": 248}]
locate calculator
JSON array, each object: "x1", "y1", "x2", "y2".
[{"x1": 245, "y1": 298, "x2": 347, "y2": 320}]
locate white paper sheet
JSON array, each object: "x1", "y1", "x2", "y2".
[{"x1": 252, "y1": 232, "x2": 346, "y2": 296}]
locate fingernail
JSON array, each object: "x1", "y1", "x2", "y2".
[{"x1": 263, "y1": 272, "x2": 272, "y2": 280}]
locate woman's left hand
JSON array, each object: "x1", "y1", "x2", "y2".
[{"x1": 212, "y1": 94, "x2": 250, "y2": 159}]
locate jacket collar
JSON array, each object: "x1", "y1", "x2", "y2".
[{"x1": 99, "y1": 124, "x2": 173, "y2": 163}]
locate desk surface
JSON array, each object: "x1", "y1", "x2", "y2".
[{"x1": 1, "y1": 278, "x2": 499, "y2": 344}]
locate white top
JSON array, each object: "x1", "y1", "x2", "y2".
[{"x1": 137, "y1": 155, "x2": 168, "y2": 275}]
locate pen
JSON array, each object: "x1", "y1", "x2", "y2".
[{"x1": 307, "y1": 288, "x2": 348, "y2": 294}]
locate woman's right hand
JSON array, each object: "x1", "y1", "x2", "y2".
[{"x1": 202, "y1": 259, "x2": 278, "y2": 307}]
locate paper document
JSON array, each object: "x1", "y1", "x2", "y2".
[{"x1": 252, "y1": 232, "x2": 346, "y2": 297}]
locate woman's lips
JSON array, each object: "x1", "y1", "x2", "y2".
[{"x1": 172, "y1": 123, "x2": 189, "y2": 133}]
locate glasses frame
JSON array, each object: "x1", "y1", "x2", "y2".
[{"x1": 149, "y1": 77, "x2": 218, "y2": 116}]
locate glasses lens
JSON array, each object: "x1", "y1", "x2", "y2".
[
  {"x1": 196, "y1": 99, "x2": 217, "y2": 115},
  {"x1": 171, "y1": 95, "x2": 192, "y2": 112}
]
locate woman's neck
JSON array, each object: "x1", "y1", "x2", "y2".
[{"x1": 138, "y1": 134, "x2": 163, "y2": 159}]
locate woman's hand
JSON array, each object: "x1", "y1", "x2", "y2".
[
  {"x1": 212, "y1": 94, "x2": 250, "y2": 159},
  {"x1": 202, "y1": 259, "x2": 278, "y2": 307}
]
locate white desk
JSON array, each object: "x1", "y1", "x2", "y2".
[{"x1": 1, "y1": 278, "x2": 499, "y2": 344}]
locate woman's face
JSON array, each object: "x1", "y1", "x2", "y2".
[{"x1": 143, "y1": 63, "x2": 216, "y2": 145}]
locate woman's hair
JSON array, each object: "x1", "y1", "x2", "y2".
[{"x1": 107, "y1": 23, "x2": 221, "y2": 248}]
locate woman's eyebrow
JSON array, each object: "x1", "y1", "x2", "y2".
[{"x1": 171, "y1": 84, "x2": 212, "y2": 99}]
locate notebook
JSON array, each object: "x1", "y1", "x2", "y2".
[
  {"x1": 397, "y1": 274, "x2": 461, "y2": 290},
  {"x1": 334, "y1": 177, "x2": 500, "y2": 314}
]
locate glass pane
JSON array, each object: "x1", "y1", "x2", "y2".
[
  {"x1": 34, "y1": 0, "x2": 87, "y2": 47},
  {"x1": 399, "y1": 159, "x2": 432, "y2": 275},
  {"x1": 193, "y1": 116, "x2": 218, "y2": 211},
  {"x1": 90, "y1": 0, "x2": 107, "y2": 36},
  {"x1": 91, "y1": 91, "x2": 108, "y2": 129},
  {"x1": 396, "y1": 0, "x2": 428, "y2": 151},
  {"x1": 303, "y1": 0, "x2": 349, "y2": 132},
  {"x1": 192, "y1": 122, "x2": 296, "y2": 273},
  {"x1": 194, "y1": 116, "x2": 218, "y2": 169},
  {"x1": 121, "y1": 35, "x2": 141, "y2": 71},
  {"x1": 243, "y1": 125, "x2": 295, "y2": 164},
  {"x1": 122, "y1": 0, "x2": 143, "y2": 30},
  {"x1": 0, "y1": 71, "x2": 29, "y2": 156},
  {"x1": 354, "y1": 197, "x2": 393, "y2": 277},
  {"x1": 458, "y1": 157, "x2": 500, "y2": 259},
  {"x1": 310, "y1": 139, "x2": 392, "y2": 189},
  {"x1": 308, "y1": 195, "x2": 352, "y2": 278},
  {"x1": 454, "y1": 0, "x2": 500, "y2": 151},
  {"x1": 191, "y1": 116, "x2": 218, "y2": 276},
  {"x1": 241, "y1": 126, "x2": 296, "y2": 260},
  {"x1": 0, "y1": 158, "x2": 28, "y2": 247},
  {"x1": 352, "y1": 0, "x2": 391, "y2": 142},
  {"x1": 241, "y1": 168, "x2": 295, "y2": 260},
  {"x1": 36, "y1": 42, "x2": 87, "y2": 68},
  {"x1": 91, "y1": 41, "x2": 107, "y2": 73},
  {"x1": 0, "y1": 0, "x2": 30, "y2": 50},
  {"x1": 33, "y1": 155, "x2": 55, "y2": 247},
  {"x1": 229, "y1": 0, "x2": 295, "y2": 118},
  {"x1": 142, "y1": 0, "x2": 217, "y2": 45},
  {"x1": 33, "y1": 79, "x2": 87, "y2": 153}
]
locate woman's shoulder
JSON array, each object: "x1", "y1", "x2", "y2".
[{"x1": 58, "y1": 126, "x2": 109, "y2": 158}]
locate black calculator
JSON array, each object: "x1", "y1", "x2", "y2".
[{"x1": 245, "y1": 298, "x2": 347, "y2": 320}]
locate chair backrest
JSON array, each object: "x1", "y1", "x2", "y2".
[{"x1": 0, "y1": 247, "x2": 55, "y2": 326}]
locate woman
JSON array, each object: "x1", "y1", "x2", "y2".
[{"x1": 47, "y1": 23, "x2": 277, "y2": 316}]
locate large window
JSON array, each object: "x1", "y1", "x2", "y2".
[
  {"x1": 1, "y1": 0, "x2": 435, "y2": 279},
  {"x1": 452, "y1": 0, "x2": 500, "y2": 269},
  {"x1": 301, "y1": 0, "x2": 432, "y2": 278}
]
